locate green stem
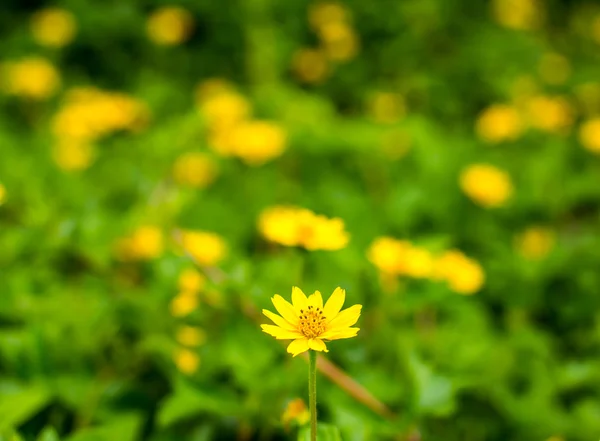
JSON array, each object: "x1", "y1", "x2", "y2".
[{"x1": 308, "y1": 350, "x2": 317, "y2": 441}]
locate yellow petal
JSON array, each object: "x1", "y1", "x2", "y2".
[
  {"x1": 328, "y1": 304, "x2": 361, "y2": 329},
  {"x1": 307, "y1": 290, "x2": 323, "y2": 310},
  {"x1": 262, "y1": 309, "x2": 297, "y2": 331},
  {"x1": 291, "y1": 286, "x2": 308, "y2": 312},
  {"x1": 321, "y1": 326, "x2": 359, "y2": 340},
  {"x1": 323, "y1": 287, "x2": 345, "y2": 322},
  {"x1": 261, "y1": 324, "x2": 304, "y2": 340},
  {"x1": 308, "y1": 338, "x2": 329, "y2": 352},
  {"x1": 287, "y1": 338, "x2": 310, "y2": 356},
  {"x1": 272, "y1": 294, "x2": 299, "y2": 325}
]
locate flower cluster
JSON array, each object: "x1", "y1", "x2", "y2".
[{"x1": 258, "y1": 206, "x2": 349, "y2": 251}]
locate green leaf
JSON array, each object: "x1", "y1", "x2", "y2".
[
  {"x1": 37, "y1": 427, "x2": 60, "y2": 441},
  {"x1": 298, "y1": 424, "x2": 343, "y2": 441},
  {"x1": 65, "y1": 414, "x2": 141, "y2": 441},
  {"x1": 0, "y1": 387, "x2": 50, "y2": 431}
]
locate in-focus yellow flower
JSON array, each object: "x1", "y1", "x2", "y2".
[
  {"x1": 170, "y1": 292, "x2": 199, "y2": 317},
  {"x1": 228, "y1": 121, "x2": 287, "y2": 165},
  {"x1": 172, "y1": 152, "x2": 218, "y2": 188},
  {"x1": 475, "y1": 104, "x2": 523, "y2": 143},
  {"x1": 178, "y1": 268, "x2": 206, "y2": 293},
  {"x1": 30, "y1": 8, "x2": 76, "y2": 48},
  {"x1": 538, "y1": 53, "x2": 571, "y2": 85},
  {"x1": 434, "y1": 250, "x2": 485, "y2": 295},
  {"x1": 309, "y1": 2, "x2": 348, "y2": 30},
  {"x1": 200, "y1": 91, "x2": 250, "y2": 132},
  {"x1": 282, "y1": 398, "x2": 310, "y2": 427},
  {"x1": 258, "y1": 206, "x2": 349, "y2": 251},
  {"x1": 292, "y1": 48, "x2": 329, "y2": 84},
  {"x1": 0, "y1": 183, "x2": 6, "y2": 205},
  {"x1": 174, "y1": 348, "x2": 200, "y2": 374},
  {"x1": 578, "y1": 118, "x2": 600, "y2": 154},
  {"x1": 176, "y1": 326, "x2": 207, "y2": 347},
  {"x1": 180, "y1": 230, "x2": 227, "y2": 266},
  {"x1": 1, "y1": 57, "x2": 60, "y2": 99},
  {"x1": 369, "y1": 92, "x2": 406, "y2": 124},
  {"x1": 515, "y1": 226, "x2": 555, "y2": 260},
  {"x1": 146, "y1": 7, "x2": 193, "y2": 45},
  {"x1": 261, "y1": 287, "x2": 361, "y2": 357},
  {"x1": 460, "y1": 164, "x2": 513, "y2": 208},
  {"x1": 114, "y1": 225, "x2": 164, "y2": 261},
  {"x1": 526, "y1": 95, "x2": 574, "y2": 134},
  {"x1": 52, "y1": 140, "x2": 95, "y2": 171},
  {"x1": 318, "y1": 21, "x2": 359, "y2": 61},
  {"x1": 492, "y1": 0, "x2": 544, "y2": 30}
]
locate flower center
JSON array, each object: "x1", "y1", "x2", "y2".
[{"x1": 298, "y1": 305, "x2": 327, "y2": 338}]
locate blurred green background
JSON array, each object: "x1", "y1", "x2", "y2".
[{"x1": 2, "y1": 0, "x2": 600, "y2": 440}]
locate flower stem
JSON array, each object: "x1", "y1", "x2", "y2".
[{"x1": 308, "y1": 350, "x2": 317, "y2": 441}]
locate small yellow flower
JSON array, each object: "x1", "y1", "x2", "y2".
[
  {"x1": 258, "y1": 206, "x2": 349, "y2": 251},
  {"x1": 52, "y1": 140, "x2": 95, "y2": 171},
  {"x1": 309, "y1": 2, "x2": 349, "y2": 30},
  {"x1": 178, "y1": 268, "x2": 206, "y2": 293},
  {"x1": 380, "y1": 130, "x2": 411, "y2": 160},
  {"x1": 147, "y1": 7, "x2": 193, "y2": 46},
  {"x1": 0, "y1": 183, "x2": 6, "y2": 205},
  {"x1": 367, "y1": 237, "x2": 433, "y2": 278},
  {"x1": 172, "y1": 152, "x2": 218, "y2": 188},
  {"x1": 434, "y1": 250, "x2": 485, "y2": 295},
  {"x1": 526, "y1": 95, "x2": 574, "y2": 134},
  {"x1": 174, "y1": 348, "x2": 200, "y2": 374},
  {"x1": 261, "y1": 287, "x2": 361, "y2": 357},
  {"x1": 292, "y1": 48, "x2": 329, "y2": 84},
  {"x1": 30, "y1": 8, "x2": 76, "y2": 48},
  {"x1": 538, "y1": 53, "x2": 571, "y2": 85},
  {"x1": 578, "y1": 118, "x2": 600, "y2": 154},
  {"x1": 1, "y1": 57, "x2": 60, "y2": 99},
  {"x1": 170, "y1": 292, "x2": 199, "y2": 317},
  {"x1": 194, "y1": 78, "x2": 234, "y2": 104},
  {"x1": 180, "y1": 230, "x2": 227, "y2": 266},
  {"x1": 369, "y1": 92, "x2": 406, "y2": 124},
  {"x1": 318, "y1": 21, "x2": 359, "y2": 62},
  {"x1": 200, "y1": 92, "x2": 251, "y2": 132},
  {"x1": 175, "y1": 326, "x2": 207, "y2": 347},
  {"x1": 460, "y1": 164, "x2": 513, "y2": 208},
  {"x1": 114, "y1": 226, "x2": 164, "y2": 261},
  {"x1": 475, "y1": 104, "x2": 523, "y2": 143},
  {"x1": 492, "y1": 0, "x2": 544, "y2": 30},
  {"x1": 282, "y1": 398, "x2": 310, "y2": 427},
  {"x1": 228, "y1": 121, "x2": 287, "y2": 165},
  {"x1": 515, "y1": 226, "x2": 555, "y2": 260}
]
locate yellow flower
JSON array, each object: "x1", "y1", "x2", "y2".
[
  {"x1": 574, "y1": 82, "x2": 600, "y2": 116},
  {"x1": 258, "y1": 206, "x2": 349, "y2": 251},
  {"x1": 309, "y1": 2, "x2": 349, "y2": 30},
  {"x1": 282, "y1": 398, "x2": 310, "y2": 427},
  {"x1": 170, "y1": 292, "x2": 199, "y2": 317},
  {"x1": 114, "y1": 226, "x2": 164, "y2": 261},
  {"x1": 1, "y1": 57, "x2": 60, "y2": 99},
  {"x1": 30, "y1": 8, "x2": 76, "y2": 48},
  {"x1": 52, "y1": 140, "x2": 95, "y2": 171},
  {"x1": 367, "y1": 237, "x2": 433, "y2": 278},
  {"x1": 492, "y1": 0, "x2": 544, "y2": 30},
  {"x1": 261, "y1": 287, "x2": 361, "y2": 357},
  {"x1": 146, "y1": 7, "x2": 193, "y2": 46},
  {"x1": 380, "y1": 129, "x2": 411, "y2": 160},
  {"x1": 172, "y1": 152, "x2": 218, "y2": 188},
  {"x1": 292, "y1": 48, "x2": 329, "y2": 84},
  {"x1": 578, "y1": 118, "x2": 600, "y2": 154},
  {"x1": 200, "y1": 91, "x2": 251, "y2": 132},
  {"x1": 228, "y1": 121, "x2": 287, "y2": 165},
  {"x1": 515, "y1": 226, "x2": 555, "y2": 260},
  {"x1": 318, "y1": 21, "x2": 359, "y2": 62},
  {"x1": 369, "y1": 92, "x2": 406, "y2": 124},
  {"x1": 0, "y1": 183, "x2": 6, "y2": 205},
  {"x1": 460, "y1": 164, "x2": 513, "y2": 208},
  {"x1": 175, "y1": 326, "x2": 207, "y2": 347},
  {"x1": 180, "y1": 230, "x2": 227, "y2": 266},
  {"x1": 174, "y1": 348, "x2": 200, "y2": 374},
  {"x1": 434, "y1": 250, "x2": 485, "y2": 295},
  {"x1": 538, "y1": 53, "x2": 571, "y2": 85},
  {"x1": 194, "y1": 78, "x2": 234, "y2": 104},
  {"x1": 475, "y1": 104, "x2": 523, "y2": 143},
  {"x1": 178, "y1": 268, "x2": 206, "y2": 293},
  {"x1": 526, "y1": 95, "x2": 574, "y2": 134}
]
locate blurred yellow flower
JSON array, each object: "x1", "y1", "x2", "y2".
[
  {"x1": 578, "y1": 118, "x2": 600, "y2": 154},
  {"x1": 52, "y1": 140, "x2": 95, "y2": 171},
  {"x1": 367, "y1": 237, "x2": 433, "y2": 278},
  {"x1": 176, "y1": 326, "x2": 207, "y2": 347},
  {"x1": 515, "y1": 226, "x2": 555, "y2": 260},
  {"x1": 538, "y1": 53, "x2": 571, "y2": 85},
  {"x1": 228, "y1": 121, "x2": 287, "y2": 165},
  {"x1": 261, "y1": 287, "x2": 361, "y2": 356},
  {"x1": 180, "y1": 230, "x2": 227, "y2": 266},
  {"x1": 574, "y1": 82, "x2": 600, "y2": 116},
  {"x1": 200, "y1": 91, "x2": 251, "y2": 132},
  {"x1": 292, "y1": 48, "x2": 329, "y2": 84},
  {"x1": 114, "y1": 226, "x2": 164, "y2": 261},
  {"x1": 194, "y1": 78, "x2": 233, "y2": 104},
  {"x1": 318, "y1": 21, "x2": 359, "y2": 61},
  {"x1": 30, "y1": 8, "x2": 76, "y2": 48},
  {"x1": 172, "y1": 152, "x2": 218, "y2": 188},
  {"x1": 0, "y1": 183, "x2": 6, "y2": 205},
  {"x1": 460, "y1": 164, "x2": 513, "y2": 208},
  {"x1": 282, "y1": 398, "x2": 310, "y2": 427},
  {"x1": 475, "y1": 104, "x2": 523, "y2": 143},
  {"x1": 369, "y1": 92, "x2": 406, "y2": 124},
  {"x1": 1, "y1": 57, "x2": 60, "y2": 99},
  {"x1": 434, "y1": 250, "x2": 485, "y2": 295},
  {"x1": 526, "y1": 95, "x2": 574, "y2": 134},
  {"x1": 380, "y1": 129, "x2": 412, "y2": 160},
  {"x1": 170, "y1": 292, "x2": 199, "y2": 317},
  {"x1": 147, "y1": 7, "x2": 193, "y2": 46},
  {"x1": 178, "y1": 268, "x2": 206, "y2": 293},
  {"x1": 258, "y1": 206, "x2": 349, "y2": 251},
  {"x1": 492, "y1": 0, "x2": 544, "y2": 30},
  {"x1": 174, "y1": 348, "x2": 200, "y2": 374},
  {"x1": 309, "y1": 2, "x2": 348, "y2": 30}
]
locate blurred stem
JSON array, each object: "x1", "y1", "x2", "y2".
[{"x1": 308, "y1": 350, "x2": 317, "y2": 441}]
